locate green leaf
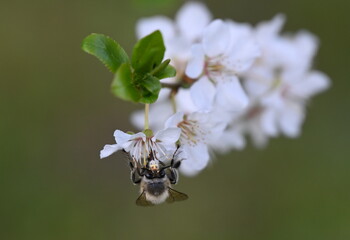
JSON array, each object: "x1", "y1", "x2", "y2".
[
  {"x1": 111, "y1": 65, "x2": 162, "y2": 104},
  {"x1": 111, "y1": 63, "x2": 140, "y2": 102},
  {"x1": 148, "y1": 59, "x2": 176, "y2": 79},
  {"x1": 141, "y1": 75, "x2": 161, "y2": 94},
  {"x1": 129, "y1": 74, "x2": 161, "y2": 104},
  {"x1": 83, "y1": 31, "x2": 170, "y2": 104},
  {"x1": 150, "y1": 59, "x2": 170, "y2": 75},
  {"x1": 131, "y1": 30, "x2": 165, "y2": 74},
  {"x1": 82, "y1": 33, "x2": 129, "y2": 73},
  {"x1": 155, "y1": 64, "x2": 176, "y2": 79},
  {"x1": 139, "y1": 92, "x2": 159, "y2": 104}
]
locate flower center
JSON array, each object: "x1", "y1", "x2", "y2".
[
  {"x1": 178, "y1": 119, "x2": 206, "y2": 146},
  {"x1": 205, "y1": 56, "x2": 237, "y2": 81},
  {"x1": 245, "y1": 105, "x2": 264, "y2": 120}
]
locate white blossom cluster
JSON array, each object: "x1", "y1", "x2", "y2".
[{"x1": 101, "y1": 2, "x2": 330, "y2": 176}]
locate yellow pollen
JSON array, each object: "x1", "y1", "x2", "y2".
[{"x1": 208, "y1": 64, "x2": 224, "y2": 72}]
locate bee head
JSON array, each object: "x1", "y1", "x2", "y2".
[{"x1": 149, "y1": 160, "x2": 160, "y2": 172}]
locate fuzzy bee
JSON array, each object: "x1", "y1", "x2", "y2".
[{"x1": 127, "y1": 150, "x2": 188, "y2": 206}]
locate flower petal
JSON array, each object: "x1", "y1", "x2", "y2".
[
  {"x1": 165, "y1": 112, "x2": 185, "y2": 128},
  {"x1": 100, "y1": 144, "x2": 122, "y2": 159},
  {"x1": 176, "y1": 1, "x2": 212, "y2": 41},
  {"x1": 185, "y1": 44, "x2": 205, "y2": 78},
  {"x1": 260, "y1": 108, "x2": 278, "y2": 136},
  {"x1": 153, "y1": 127, "x2": 181, "y2": 145},
  {"x1": 244, "y1": 66, "x2": 274, "y2": 97},
  {"x1": 226, "y1": 39, "x2": 260, "y2": 73},
  {"x1": 113, "y1": 130, "x2": 131, "y2": 144},
  {"x1": 179, "y1": 143, "x2": 210, "y2": 176},
  {"x1": 225, "y1": 22, "x2": 260, "y2": 73},
  {"x1": 215, "y1": 77, "x2": 249, "y2": 111},
  {"x1": 176, "y1": 88, "x2": 198, "y2": 113},
  {"x1": 291, "y1": 71, "x2": 330, "y2": 99},
  {"x1": 114, "y1": 130, "x2": 133, "y2": 145},
  {"x1": 261, "y1": 90, "x2": 284, "y2": 109},
  {"x1": 136, "y1": 16, "x2": 175, "y2": 40},
  {"x1": 248, "y1": 120, "x2": 269, "y2": 148},
  {"x1": 278, "y1": 103, "x2": 305, "y2": 138},
  {"x1": 190, "y1": 76, "x2": 216, "y2": 112},
  {"x1": 256, "y1": 14, "x2": 286, "y2": 40},
  {"x1": 210, "y1": 128, "x2": 246, "y2": 153},
  {"x1": 203, "y1": 19, "x2": 231, "y2": 57},
  {"x1": 129, "y1": 132, "x2": 147, "y2": 141},
  {"x1": 114, "y1": 130, "x2": 146, "y2": 152},
  {"x1": 293, "y1": 31, "x2": 319, "y2": 69}
]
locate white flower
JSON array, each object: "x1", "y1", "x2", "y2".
[
  {"x1": 136, "y1": 2, "x2": 212, "y2": 82},
  {"x1": 228, "y1": 104, "x2": 274, "y2": 148},
  {"x1": 210, "y1": 127, "x2": 246, "y2": 153},
  {"x1": 128, "y1": 7, "x2": 330, "y2": 157},
  {"x1": 100, "y1": 128, "x2": 181, "y2": 165},
  {"x1": 213, "y1": 104, "x2": 272, "y2": 149},
  {"x1": 165, "y1": 111, "x2": 226, "y2": 176},
  {"x1": 240, "y1": 18, "x2": 331, "y2": 143},
  {"x1": 100, "y1": 144, "x2": 122, "y2": 159},
  {"x1": 186, "y1": 19, "x2": 260, "y2": 112},
  {"x1": 254, "y1": 14, "x2": 287, "y2": 68},
  {"x1": 260, "y1": 70, "x2": 329, "y2": 138},
  {"x1": 136, "y1": 2, "x2": 211, "y2": 43}
]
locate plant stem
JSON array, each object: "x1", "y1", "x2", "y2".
[
  {"x1": 170, "y1": 91, "x2": 177, "y2": 113},
  {"x1": 144, "y1": 104, "x2": 149, "y2": 130},
  {"x1": 161, "y1": 82, "x2": 181, "y2": 90}
]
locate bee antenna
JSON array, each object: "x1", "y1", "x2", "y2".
[{"x1": 172, "y1": 145, "x2": 182, "y2": 158}]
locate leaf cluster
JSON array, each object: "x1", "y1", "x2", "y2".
[{"x1": 82, "y1": 31, "x2": 176, "y2": 103}]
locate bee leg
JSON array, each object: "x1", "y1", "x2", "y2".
[
  {"x1": 129, "y1": 161, "x2": 143, "y2": 184},
  {"x1": 172, "y1": 145, "x2": 181, "y2": 159},
  {"x1": 172, "y1": 160, "x2": 181, "y2": 169},
  {"x1": 170, "y1": 144, "x2": 183, "y2": 169},
  {"x1": 166, "y1": 146, "x2": 183, "y2": 184},
  {"x1": 129, "y1": 161, "x2": 135, "y2": 171},
  {"x1": 139, "y1": 168, "x2": 147, "y2": 176},
  {"x1": 131, "y1": 170, "x2": 141, "y2": 184},
  {"x1": 167, "y1": 168, "x2": 178, "y2": 185}
]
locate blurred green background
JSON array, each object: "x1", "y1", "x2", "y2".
[{"x1": 1, "y1": 0, "x2": 349, "y2": 239}]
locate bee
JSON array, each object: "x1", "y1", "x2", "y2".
[{"x1": 127, "y1": 149, "x2": 188, "y2": 206}]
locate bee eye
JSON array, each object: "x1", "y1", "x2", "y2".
[
  {"x1": 159, "y1": 170, "x2": 165, "y2": 177},
  {"x1": 146, "y1": 173, "x2": 153, "y2": 179}
]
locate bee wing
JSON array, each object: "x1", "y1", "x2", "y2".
[
  {"x1": 166, "y1": 187, "x2": 189, "y2": 203},
  {"x1": 135, "y1": 191, "x2": 154, "y2": 207}
]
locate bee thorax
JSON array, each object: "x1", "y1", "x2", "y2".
[{"x1": 146, "y1": 181, "x2": 167, "y2": 196}]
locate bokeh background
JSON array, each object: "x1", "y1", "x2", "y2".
[{"x1": 1, "y1": 0, "x2": 349, "y2": 239}]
